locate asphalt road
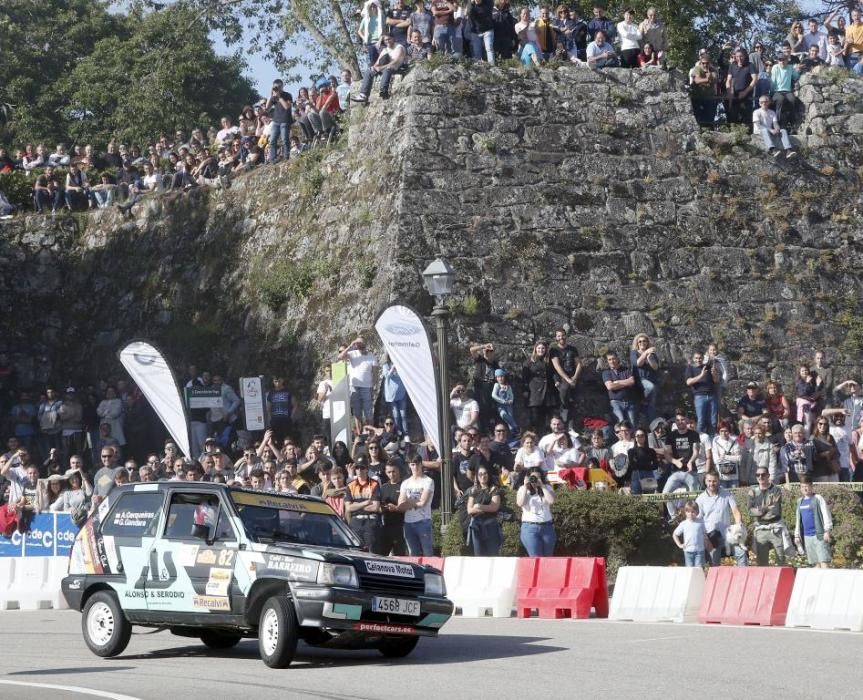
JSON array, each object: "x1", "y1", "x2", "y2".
[{"x1": 1, "y1": 611, "x2": 859, "y2": 700}]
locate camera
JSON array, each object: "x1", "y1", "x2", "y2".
[{"x1": 528, "y1": 475, "x2": 538, "y2": 484}]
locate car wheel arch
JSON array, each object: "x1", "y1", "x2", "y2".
[
  {"x1": 244, "y1": 578, "x2": 292, "y2": 627},
  {"x1": 80, "y1": 583, "x2": 117, "y2": 612}
]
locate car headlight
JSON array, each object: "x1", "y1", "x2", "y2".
[
  {"x1": 317, "y1": 563, "x2": 358, "y2": 587},
  {"x1": 424, "y1": 573, "x2": 445, "y2": 596}
]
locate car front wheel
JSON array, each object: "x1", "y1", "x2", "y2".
[
  {"x1": 258, "y1": 596, "x2": 299, "y2": 668},
  {"x1": 82, "y1": 591, "x2": 132, "y2": 658}
]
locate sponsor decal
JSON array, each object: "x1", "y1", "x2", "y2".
[
  {"x1": 363, "y1": 560, "x2": 415, "y2": 578},
  {"x1": 124, "y1": 590, "x2": 185, "y2": 600},
  {"x1": 266, "y1": 555, "x2": 314, "y2": 578},
  {"x1": 384, "y1": 322, "x2": 420, "y2": 337},
  {"x1": 206, "y1": 568, "x2": 232, "y2": 596},
  {"x1": 353, "y1": 622, "x2": 416, "y2": 635},
  {"x1": 193, "y1": 595, "x2": 230, "y2": 611},
  {"x1": 180, "y1": 544, "x2": 199, "y2": 568},
  {"x1": 196, "y1": 550, "x2": 217, "y2": 566},
  {"x1": 67, "y1": 578, "x2": 82, "y2": 590},
  {"x1": 230, "y1": 492, "x2": 333, "y2": 514}
]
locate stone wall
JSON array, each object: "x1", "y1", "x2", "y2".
[{"x1": 1, "y1": 64, "x2": 862, "y2": 425}]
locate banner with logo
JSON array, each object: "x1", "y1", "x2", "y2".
[
  {"x1": 329, "y1": 361, "x2": 351, "y2": 448},
  {"x1": 0, "y1": 513, "x2": 77, "y2": 557},
  {"x1": 241, "y1": 376, "x2": 266, "y2": 431},
  {"x1": 184, "y1": 385, "x2": 222, "y2": 409},
  {"x1": 375, "y1": 305, "x2": 440, "y2": 456},
  {"x1": 118, "y1": 340, "x2": 191, "y2": 458}
]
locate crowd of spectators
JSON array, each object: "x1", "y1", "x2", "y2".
[
  {"x1": 0, "y1": 329, "x2": 855, "y2": 568},
  {"x1": 0, "y1": 71, "x2": 354, "y2": 216}
]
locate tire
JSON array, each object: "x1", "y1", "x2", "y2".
[
  {"x1": 257, "y1": 596, "x2": 299, "y2": 668},
  {"x1": 378, "y1": 635, "x2": 419, "y2": 658},
  {"x1": 200, "y1": 632, "x2": 242, "y2": 649},
  {"x1": 82, "y1": 591, "x2": 132, "y2": 658}
]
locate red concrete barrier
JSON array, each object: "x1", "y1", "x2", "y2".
[
  {"x1": 698, "y1": 566, "x2": 795, "y2": 626},
  {"x1": 517, "y1": 557, "x2": 609, "y2": 619}
]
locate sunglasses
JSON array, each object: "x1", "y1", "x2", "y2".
[{"x1": 756, "y1": 473, "x2": 769, "y2": 478}]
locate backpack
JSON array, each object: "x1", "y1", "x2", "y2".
[{"x1": 39, "y1": 402, "x2": 61, "y2": 432}]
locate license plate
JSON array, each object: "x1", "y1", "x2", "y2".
[{"x1": 371, "y1": 596, "x2": 421, "y2": 617}]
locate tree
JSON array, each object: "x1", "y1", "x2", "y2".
[
  {"x1": 0, "y1": 0, "x2": 125, "y2": 147},
  {"x1": 59, "y1": 4, "x2": 257, "y2": 148}
]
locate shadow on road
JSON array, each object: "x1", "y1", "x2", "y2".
[
  {"x1": 108, "y1": 633, "x2": 565, "y2": 666},
  {"x1": 7, "y1": 667, "x2": 135, "y2": 675}
]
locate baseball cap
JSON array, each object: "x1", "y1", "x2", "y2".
[
  {"x1": 747, "y1": 381, "x2": 758, "y2": 389},
  {"x1": 494, "y1": 369, "x2": 506, "y2": 377},
  {"x1": 65, "y1": 386, "x2": 76, "y2": 394}
]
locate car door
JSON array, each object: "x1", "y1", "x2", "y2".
[{"x1": 147, "y1": 491, "x2": 239, "y2": 615}]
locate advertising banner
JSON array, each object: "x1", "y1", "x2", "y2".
[
  {"x1": 184, "y1": 386, "x2": 223, "y2": 409},
  {"x1": 242, "y1": 376, "x2": 266, "y2": 431},
  {"x1": 0, "y1": 513, "x2": 77, "y2": 557},
  {"x1": 118, "y1": 340, "x2": 191, "y2": 458},
  {"x1": 374, "y1": 305, "x2": 440, "y2": 456},
  {"x1": 329, "y1": 361, "x2": 351, "y2": 448}
]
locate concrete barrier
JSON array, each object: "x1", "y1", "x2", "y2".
[
  {"x1": 610, "y1": 566, "x2": 705, "y2": 623},
  {"x1": 443, "y1": 557, "x2": 518, "y2": 618},
  {"x1": 786, "y1": 569, "x2": 863, "y2": 631},
  {"x1": 0, "y1": 558, "x2": 15, "y2": 611},
  {"x1": 516, "y1": 557, "x2": 609, "y2": 619},
  {"x1": 699, "y1": 566, "x2": 795, "y2": 626}
]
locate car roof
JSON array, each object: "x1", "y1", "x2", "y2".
[{"x1": 120, "y1": 481, "x2": 327, "y2": 505}]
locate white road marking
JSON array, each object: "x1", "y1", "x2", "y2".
[{"x1": 0, "y1": 680, "x2": 142, "y2": 700}]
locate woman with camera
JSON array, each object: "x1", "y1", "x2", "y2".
[
  {"x1": 466, "y1": 467, "x2": 503, "y2": 555},
  {"x1": 516, "y1": 467, "x2": 555, "y2": 556}
]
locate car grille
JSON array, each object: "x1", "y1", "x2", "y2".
[{"x1": 357, "y1": 572, "x2": 425, "y2": 595}]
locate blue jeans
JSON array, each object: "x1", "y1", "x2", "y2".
[
  {"x1": 520, "y1": 521, "x2": 555, "y2": 556},
  {"x1": 758, "y1": 126, "x2": 792, "y2": 151},
  {"x1": 639, "y1": 378, "x2": 657, "y2": 425},
  {"x1": 497, "y1": 404, "x2": 518, "y2": 434},
  {"x1": 389, "y1": 397, "x2": 408, "y2": 436},
  {"x1": 269, "y1": 121, "x2": 290, "y2": 161},
  {"x1": 366, "y1": 43, "x2": 380, "y2": 66},
  {"x1": 693, "y1": 393, "x2": 715, "y2": 436},
  {"x1": 470, "y1": 29, "x2": 495, "y2": 65},
  {"x1": 708, "y1": 531, "x2": 748, "y2": 567},
  {"x1": 684, "y1": 550, "x2": 705, "y2": 567},
  {"x1": 610, "y1": 399, "x2": 637, "y2": 427},
  {"x1": 350, "y1": 386, "x2": 374, "y2": 424},
  {"x1": 433, "y1": 25, "x2": 453, "y2": 54},
  {"x1": 404, "y1": 519, "x2": 434, "y2": 556},
  {"x1": 359, "y1": 67, "x2": 397, "y2": 97},
  {"x1": 629, "y1": 469, "x2": 657, "y2": 495}
]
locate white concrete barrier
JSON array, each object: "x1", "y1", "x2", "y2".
[
  {"x1": 0, "y1": 559, "x2": 16, "y2": 611},
  {"x1": 47, "y1": 558, "x2": 70, "y2": 610},
  {"x1": 786, "y1": 569, "x2": 863, "y2": 632},
  {"x1": 610, "y1": 566, "x2": 705, "y2": 623},
  {"x1": 444, "y1": 557, "x2": 519, "y2": 618}
]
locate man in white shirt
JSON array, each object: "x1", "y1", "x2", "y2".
[
  {"x1": 338, "y1": 337, "x2": 378, "y2": 433},
  {"x1": 398, "y1": 454, "x2": 435, "y2": 555},
  {"x1": 753, "y1": 95, "x2": 796, "y2": 159},
  {"x1": 336, "y1": 69, "x2": 352, "y2": 111},
  {"x1": 215, "y1": 116, "x2": 239, "y2": 146},
  {"x1": 586, "y1": 29, "x2": 618, "y2": 68},
  {"x1": 449, "y1": 384, "x2": 479, "y2": 432},
  {"x1": 538, "y1": 415, "x2": 583, "y2": 467},
  {"x1": 352, "y1": 33, "x2": 407, "y2": 103}
]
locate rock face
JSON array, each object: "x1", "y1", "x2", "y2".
[{"x1": 1, "y1": 64, "x2": 862, "y2": 425}]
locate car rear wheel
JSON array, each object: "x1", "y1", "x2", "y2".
[
  {"x1": 200, "y1": 632, "x2": 242, "y2": 649},
  {"x1": 378, "y1": 635, "x2": 419, "y2": 658},
  {"x1": 82, "y1": 591, "x2": 132, "y2": 658},
  {"x1": 258, "y1": 596, "x2": 299, "y2": 668}
]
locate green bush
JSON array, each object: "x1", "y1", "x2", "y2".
[{"x1": 0, "y1": 170, "x2": 36, "y2": 210}]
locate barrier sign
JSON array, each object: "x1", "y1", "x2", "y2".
[
  {"x1": 0, "y1": 513, "x2": 77, "y2": 557},
  {"x1": 184, "y1": 386, "x2": 222, "y2": 409},
  {"x1": 242, "y1": 376, "x2": 265, "y2": 431}
]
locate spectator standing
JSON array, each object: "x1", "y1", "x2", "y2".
[
  {"x1": 491, "y1": 370, "x2": 518, "y2": 434},
  {"x1": 843, "y1": 8, "x2": 863, "y2": 68},
  {"x1": 339, "y1": 337, "x2": 378, "y2": 433},
  {"x1": 825, "y1": 412, "x2": 851, "y2": 482},
  {"x1": 96, "y1": 387, "x2": 126, "y2": 451},
  {"x1": 386, "y1": 0, "x2": 413, "y2": 46},
  {"x1": 10, "y1": 391, "x2": 37, "y2": 451},
  {"x1": 748, "y1": 467, "x2": 786, "y2": 565},
  {"x1": 550, "y1": 329, "x2": 581, "y2": 429},
  {"x1": 750, "y1": 421, "x2": 780, "y2": 484},
  {"x1": 359, "y1": 3, "x2": 384, "y2": 65},
  {"x1": 711, "y1": 420, "x2": 743, "y2": 488},
  {"x1": 831, "y1": 379, "x2": 863, "y2": 437},
  {"x1": 627, "y1": 427, "x2": 660, "y2": 495},
  {"x1": 316, "y1": 365, "x2": 334, "y2": 438},
  {"x1": 737, "y1": 381, "x2": 765, "y2": 431},
  {"x1": 513, "y1": 431, "x2": 546, "y2": 486},
  {"x1": 92, "y1": 447, "x2": 119, "y2": 501},
  {"x1": 533, "y1": 6, "x2": 557, "y2": 61},
  {"x1": 602, "y1": 351, "x2": 637, "y2": 427},
  {"x1": 689, "y1": 52, "x2": 718, "y2": 124},
  {"x1": 811, "y1": 417, "x2": 840, "y2": 483},
  {"x1": 697, "y1": 471, "x2": 747, "y2": 566},
  {"x1": 432, "y1": 0, "x2": 457, "y2": 54},
  {"x1": 468, "y1": 0, "x2": 495, "y2": 65},
  {"x1": 638, "y1": 7, "x2": 667, "y2": 63},
  {"x1": 266, "y1": 79, "x2": 293, "y2": 162},
  {"x1": 726, "y1": 48, "x2": 756, "y2": 125},
  {"x1": 629, "y1": 333, "x2": 659, "y2": 425},
  {"x1": 780, "y1": 423, "x2": 814, "y2": 483},
  {"x1": 59, "y1": 387, "x2": 85, "y2": 463},
  {"x1": 381, "y1": 357, "x2": 408, "y2": 436},
  {"x1": 794, "y1": 476, "x2": 833, "y2": 568},
  {"x1": 345, "y1": 462, "x2": 384, "y2": 553},
  {"x1": 379, "y1": 461, "x2": 407, "y2": 555},
  {"x1": 685, "y1": 350, "x2": 719, "y2": 437},
  {"x1": 516, "y1": 467, "x2": 555, "y2": 556},
  {"x1": 812, "y1": 350, "x2": 833, "y2": 415},
  {"x1": 492, "y1": 0, "x2": 519, "y2": 59},
  {"x1": 38, "y1": 388, "x2": 63, "y2": 457},
  {"x1": 469, "y1": 343, "x2": 500, "y2": 433},
  {"x1": 616, "y1": 9, "x2": 642, "y2": 68},
  {"x1": 410, "y1": 1, "x2": 434, "y2": 47},
  {"x1": 672, "y1": 500, "x2": 709, "y2": 567},
  {"x1": 795, "y1": 364, "x2": 821, "y2": 437},
  {"x1": 399, "y1": 454, "x2": 434, "y2": 555},
  {"x1": 266, "y1": 377, "x2": 296, "y2": 445},
  {"x1": 466, "y1": 466, "x2": 502, "y2": 555},
  {"x1": 587, "y1": 4, "x2": 616, "y2": 43},
  {"x1": 522, "y1": 340, "x2": 557, "y2": 432}
]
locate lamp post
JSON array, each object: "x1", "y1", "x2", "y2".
[{"x1": 421, "y1": 258, "x2": 456, "y2": 530}]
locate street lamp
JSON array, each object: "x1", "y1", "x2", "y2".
[{"x1": 422, "y1": 258, "x2": 456, "y2": 530}]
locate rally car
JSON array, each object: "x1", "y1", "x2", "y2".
[{"x1": 62, "y1": 482, "x2": 453, "y2": 667}]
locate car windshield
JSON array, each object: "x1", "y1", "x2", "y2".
[{"x1": 229, "y1": 490, "x2": 360, "y2": 548}]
